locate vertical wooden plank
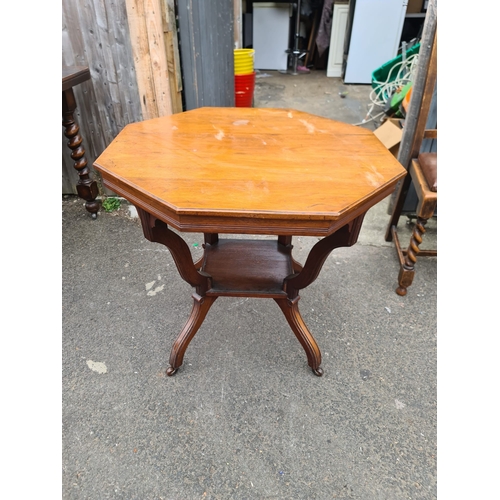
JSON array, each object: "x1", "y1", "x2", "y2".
[
  {"x1": 199, "y1": 1, "x2": 212, "y2": 106},
  {"x1": 161, "y1": 0, "x2": 184, "y2": 113},
  {"x1": 177, "y1": 0, "x2": 234, "y2": 110},
  {"x1": 177, "y1": 0, "x2": 199, "y2": 110},
  {"x1": 233, "y1": 0, "x2": 242, "y2": 49},
  {"x1": 396, "y1": 0, "x2": 437, "y2": 170},
  {"x1": 224, "y1": 3, "x2": 235, "y2": 105},
  {"x1": 125, "y1": 0, "x2": 159, "y2": 119},
  {"x1": 62, "y1": 0, "x2": 108, "y2": 193},
  {"x1": 91, "y1": 0, "x2": 123, "y2": 135},
  {"x1": 99, "y1": 0, "x2": 143, "y2": 128},
  {"x1": 144, "y1": 0, "x2": 173, "y2": 116},
  {"x1": 166, "y1": 0, "x2": 184, "y2": 94},
  {"x1": 220, "y1": 3, "x2": 235, "y2": 106}
]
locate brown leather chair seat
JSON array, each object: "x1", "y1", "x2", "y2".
[{"x1": 418, "y1": 152, "x2": 437, "y2": 192}]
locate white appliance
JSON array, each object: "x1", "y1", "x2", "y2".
[
  {"x1": 253, "y1": 3, "x2": 291, "y2": 71},
  {"x1": 344, "y1": 0, "x2": 408, "y2": 84},
  {"x1": 326, "y1": 2, "x2": 349, "y2": 78}
]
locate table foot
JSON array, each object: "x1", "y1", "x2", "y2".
[
  {"x1": 274, "y1": 297, "x2": 323, "y2": 374},
  {"x1": 168, "y1": 294, "x2": 217, "y2": 374}
]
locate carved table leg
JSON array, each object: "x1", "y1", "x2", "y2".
[
  {"x1": 62, "y1": 88, "x2": 100, "y2": 218},
  {"x1": 274, "y1": 297, "x2": 323, "y2": 376},
  {"x1": 136, "y1": 208, "x2": 214, "y2": 375},
  {"x1": 194, "y1": 233, "x2": 219, "y2": 269},
  {"x1": 396, "y1": 216, "x2": 427, "y2": 296},
  {"x1": 279, "y1": 215, "x2": 366, "y2": 375},
  {"x1": 278, "y1": 235, "x2": 303, "y2": 272},
  {"x1": 167, "y1": 294, "x2": 217, "y2": 375}
]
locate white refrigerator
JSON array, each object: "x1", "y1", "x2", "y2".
[
  {"x1": 253, "y1": 3, "x2": 291, "y2": 71},
  {"x1": 344, "y1": 0, "x2": 408, "y2": 84}
]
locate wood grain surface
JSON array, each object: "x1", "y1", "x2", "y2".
[{"x1": 94, "y1": 107, "x2": 406, "y2": 235}]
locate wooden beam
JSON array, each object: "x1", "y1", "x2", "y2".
[
  {"x1": 125, "y1": 0, "x2": 158, "y2": 119},
  {"x1": 161, "y1": 0, "x2": 184, "y2": 113},
  {"x1": 423, "y1": 129, "x2": 437, "y2": 139},
  {"x1": 145, "y1": 0, "x2": 172, "y2": 116},
  {"x1": 396, "y1": 0, "x2": 437, "y2": 170},
  {"x1": 125, "y1": 0, "x2": 173, "y2": 119},
  {"x1": 234, "y1": 0, "x2": 242, "y2": 49}
]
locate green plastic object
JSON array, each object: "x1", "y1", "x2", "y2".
[
  {"x1": 371, "y1": 43, "x2": 421, "y2": 96},
  {"x1": 389, "y1": 82, "x2": 413, "y2": 112}
]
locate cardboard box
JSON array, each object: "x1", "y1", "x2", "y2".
[
  {"x1": 406, "y1": 0, "x2": 423, "y2": 13},
  {"x1": 373, "y1": 118, "x2": 404, "y2": 158}
]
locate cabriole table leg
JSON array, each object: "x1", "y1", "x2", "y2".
[
  {"x1": 280, "y1": 215, "x2": 366, "y2": 375},
  {"x1": 136, "y1": 208, "x2": 214, "y2": 375},
  {"x1": 166, "y1": 294, "x2": 217, "y2": 376},
  {"x1": 274, "y1": 297, "x2": 323, "y2": 376}
]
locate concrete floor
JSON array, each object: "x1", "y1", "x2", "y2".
[
  {"x1": 254, "y1": 69, "x2": 376, "y2": 128},
  {"x1": 62, "y1": 71, "x2": 437, "y2": 499}
]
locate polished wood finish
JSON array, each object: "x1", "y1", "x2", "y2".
[
  {"x1": 94, "y1": 107, "x2": 406, "y2": 376},
  {"x1": 95, "y1": 107, "x2": 405, "y2": 236},
  {"x1": 203, "y1": 239, "x2": 292, "y2": 298},
  {"x1": 392, "y1": 157, "x2": 437, "y2": 296},
  {"x1": 62, "y1": 66, "x2": 91, "y2": 91},
  {"x1": 166, "y1": 293, "x2": 218, "y2": 376},
  {"x1": 385, "y1": 25, "x2": 438, "y2": 296},
  {"x1": 62, "y1": 66, "x2": 100, "y2": 217}
]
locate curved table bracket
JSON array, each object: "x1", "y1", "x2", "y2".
[
  {"x1": 283, "y1": 214, "x2": 365, "y2": 300},
  {"x1": 137, "y1": 208, "x2": 212, "y2": 295}
]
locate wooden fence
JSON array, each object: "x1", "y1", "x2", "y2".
[{"x1": 62, "y1": 0, "x2": 183, "y2": 195}]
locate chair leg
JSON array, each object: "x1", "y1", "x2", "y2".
[
  {"x1": 396, "y1": 216, "x2": 428, "y2": 296},
  {"x1": 385, "y1": 174, "x2": 412, "y2": 242}
]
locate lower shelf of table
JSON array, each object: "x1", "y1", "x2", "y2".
[{"x1": 201, "y1": 239, "x2": 294, "y2": 298}]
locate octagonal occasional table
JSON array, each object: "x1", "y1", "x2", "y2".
[{"x1": 94, "y1": 107, "x2": 405, "y2": 376}]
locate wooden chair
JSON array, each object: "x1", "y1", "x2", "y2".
[{"x1": 385, "y1": 23, "x2": 437, "y2": 296}]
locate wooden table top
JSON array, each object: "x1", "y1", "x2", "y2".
[
  {"x1": 94, "y1": 107, "x2": 406, "y2": 236},
  {"x1": 62, "y1": 66, "x2": 91, "y2": 92}
]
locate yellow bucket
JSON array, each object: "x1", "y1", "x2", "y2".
[{"x1": 234, "y1": 49, "x2": 255, "y2": 75}]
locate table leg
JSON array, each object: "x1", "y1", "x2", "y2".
[
  {"x1": 166, "y1": 294, "x2": 217, "y2": 375},
  {"x1": 279, "y1": 215, "x2": 365, "y2": 375},
  {"x1": 136, "y1": 208, "x2": 214, "y2": 375},
  {"x1": 62, "y1": 88, "x2": 100, "y2": 218},
  {"x1": 274, "y1": 296, "x2": 323, "y2": 376},
  {"x1": 278, "y1": 235, "x2": 303, "y2": 272},
  {"x1": 194, "y1": 233, "x2": 219, "y2": 269}
]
